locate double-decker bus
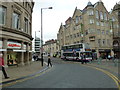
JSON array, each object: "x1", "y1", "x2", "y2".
[{"x1": 61, "y1": 43, "x2": 92, "y2": 62}]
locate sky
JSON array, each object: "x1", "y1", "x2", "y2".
[{"x1": 32, "y1": 0, "x2": 120, "y2": 43}]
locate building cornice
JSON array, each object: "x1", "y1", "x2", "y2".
[{"x1": 1, "y1": 26, "x2": 33, "y2": 40}]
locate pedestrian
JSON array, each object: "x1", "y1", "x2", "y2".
[
  {"x1": 33, "y1": 54, "x2": 36, "y2": 61},
  {"x1": 0, "y1": 52, "x2": 9, "y2": 79},
  {"x1": 47, "y1": 54, "x2": 52, "y2": 67},
  {"x1": 108, "y1": 54, "x2": 111, "y2": 60},
  {"x1": 80, "y1": 53, "x2": 84, "y2": 64}
]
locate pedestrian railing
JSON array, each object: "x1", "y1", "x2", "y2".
[{"x1": 89, "y1": 58, "x2": 119, "y2": 67}]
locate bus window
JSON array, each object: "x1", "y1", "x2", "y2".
[{"x1": 76, "y1": 53, "x2": 79, "y2": 57}]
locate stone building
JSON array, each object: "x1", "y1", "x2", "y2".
[
  {"x1": 57, "y1": 0, "x2": 115, "y2": 58},
  {"x1": 0, "y1": 1, "x2": 34, "y2": 66},
  {"x1": 110, "y1": 3, "x2": 120, "y2": 59},
  {"x1": 43, "y1": 39, "x2": 59, "y2": 57}
]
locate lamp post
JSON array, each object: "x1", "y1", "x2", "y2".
[{"x1": 41, "y1": 7, "x2": 53, "y2": 66}]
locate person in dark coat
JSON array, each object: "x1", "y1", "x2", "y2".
[
  {"x1": 80, "y1": 53, "x2": 84, "y2": 64},
  {"x1": 47, "y1": 54, "x2": 52, "y2": 67},
  {"x1": 0, "y1": 53, "x2": 9, "y2": 79}
]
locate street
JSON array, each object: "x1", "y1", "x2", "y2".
[{"x1": 3, "y1": 57, "x2": 118, "y2": 88}]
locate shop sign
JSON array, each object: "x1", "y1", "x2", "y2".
[
  {"x1": 99, "y1": 49, "x2": 105, "y2": 52},
  {"x1": 7, "y1": 41, "x2": 21, "y2": 49},
  {"x1": 23, "y1": 44, "x2": 26, "y2": 50},
  {"x1": 28, "y1": 45, "x2": 30, "y2": 50}
]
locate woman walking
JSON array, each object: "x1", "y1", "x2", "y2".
[{"x1": 0, "y1": 52, "x2": 9, "y2": 79}]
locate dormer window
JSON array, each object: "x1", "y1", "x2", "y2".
[
  {"x1": 88, "y1": 10, "x2": 94, "y2": 16},
  {"x1": 75, "y1": 16, "x2": 79, "y2": 24}
]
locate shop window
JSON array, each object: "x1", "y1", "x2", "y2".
[{"x1": 7, "y1": 54, "x2": 18, "y2": 66}]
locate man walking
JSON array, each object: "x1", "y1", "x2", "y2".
[
  {"x1": 80, "y1": 53, "x2": 84, "y2": 64},
  {"x1": 47, "y1": 54, "x2": 52, "y2": 67},
  {"x1": 0, "y1": 52, "x2": 9, "y2": 79}
]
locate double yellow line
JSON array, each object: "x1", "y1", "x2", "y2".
[
  {"x1": 84, "y1": 64, "x2": 120, "y2": 89},
  {"x1": 1, "y1": 67, "x2": 52, "y2": 88}
]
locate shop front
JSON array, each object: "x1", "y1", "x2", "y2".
[
  {"x1": 113, "y1": 40, "x2": 120, "y2": 59},
  {"x1": 99, "y1": 49, "x2": 111, "y2": 59},
  {"x1": 7, "y1": 41, "x2": 25, "y2": 66}
]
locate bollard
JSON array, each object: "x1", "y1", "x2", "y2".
[{"x1": 113, "y1": 59, "x2": 117, "y2": 67}]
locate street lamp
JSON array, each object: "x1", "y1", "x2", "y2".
[{"x1": 41, "y1": 7, "x2": 53, "y2": 66}]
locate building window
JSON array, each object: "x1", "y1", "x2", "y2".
[
  {"x1": 104, "y1": 12, "x2": 107, "y2": 20},
  {"x1": 112, "y1": 16, "x2": 116, "y2": 22},
  {"x1": 96, "y1": 21, "x2": 100, "y2": 26},
  {"x1": 101, "y1": 22, "x2": 104, "y2": 26},
  {"x1": 89, "y1": 28, "x2": 95, "y2": 33},
  {"x1": 24, "y1": 17, "x2": 28, "y2": 33},
  {"x1": 12, "y1": 12, "x2": 20, "y2": 29},
  {"x1": 74, "y1": 34, "x2": 76, "y2": 38},
  {"x1": 100, "y1": 11, "x2": 103, "y2": 20},
  {"x1": 76, "y1": 16, "x2": 79, "y2": 24},
  {"x1": 77, "y1": 33, "x2": 79, "y2": 37},
  {"x1": 102, "y1": 30, "x2": 105, "y2": 34},
  {"x1": 98, "y1": 39, "x2": 101, "y2": 46},
  {"x1": 97, "y1": 29, "x2": 101, "y2": 34},
  {"x1": 29, "y1": 22, "x2": 31, "y2": 35},
  {"x1": 107, "y1": 39, "x2": 110, "y2": 45},
  {"x1": 79, "y1": 16, "x2": 82, "y2": 20},
  {"x1": 96, "y1": 10, "x2": 99, "y2": 19},
  {"x1": 88, "y1": 10, "x2": 94, "y2": 16},
  {"x1": 0, "y1": 6, "x2": 6, "y2": 25},
  {"x1": 102, "y1": 39, "x2": 106, "y2": 46},
  {"x1": 89, "y1": 19, "x2": 94, "y2": 24},
  {"x1": 70, "y1": 35, "x2": 72, "y2": 38},
  {"x1": 106, "y1": 30, "x2": 109, "y2": 35}
]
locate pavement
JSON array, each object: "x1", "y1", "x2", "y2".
[
  {"x1": 0, "y1": 58, "x2": 119, "y2": 86},
  {"x1": 87, "y1": 59, "x2": 119, "y2": 76},
  {"x1": 0, "y1": 60, "x2": 48, "y2": 84}
]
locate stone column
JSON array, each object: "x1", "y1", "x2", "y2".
[
  {"x1": 30, "y1": 44, "x2": 32, "y2": 60},
  {"x1": 3, "y1": 39, "x2": 7, "y2": 66},
  {"x1": 26, "y1": 43, "x2": 30, "y2": 64},
  {"x1": 20, "y1": 42, "x2": 24, "y2": 66},
  {"x1": 96, "y1": 49, "x2": 99, "y2": 59}
]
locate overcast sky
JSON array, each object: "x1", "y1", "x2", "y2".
[{"x1": 32, "y1": 0, "x2": 120, "y2": 43}]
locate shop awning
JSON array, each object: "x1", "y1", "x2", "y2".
[
  {"x1": 13, "y1": 50, "x2": 26, "y2": 52},
  {"x1": 0, "y1": 49, "x2": 7, "y2": 51},
  {"x1": 29, "y1": 51, "x2": 33, "y2": 52}
]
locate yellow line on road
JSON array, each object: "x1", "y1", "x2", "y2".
[
  {"x1": 1, "y1": 67, "x2": 52, "y2": 88},
  {"x1": 82, "y1": 64, "x2": 120, "y2": 90}
]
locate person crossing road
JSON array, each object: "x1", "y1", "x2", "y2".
[{"x1": 47, "y1": 54, "x2": 52, "y2": 67}]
